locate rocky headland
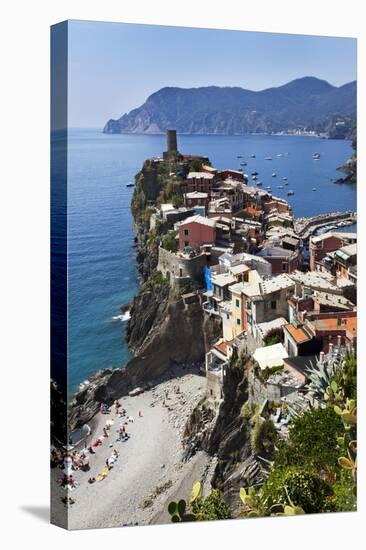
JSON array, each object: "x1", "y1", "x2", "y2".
[
  {"x1": 104, "y1": 77, "x2": 356, "y2": 139},
  {"x1": 69, "y1": 153, "x2": 221, "y2": 430},
  {"x1": 336, "y1": 137, "x2": 357, "y2": 184}
]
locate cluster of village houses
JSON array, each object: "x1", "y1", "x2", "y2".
[{"x1": 149, "y1": 136, "x2": 357, "y2": 431}]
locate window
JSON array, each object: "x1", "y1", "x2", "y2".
[
  {"x1": 282, "y1": 262, "x2": 287, "y2": 271},
  {"x1": 184, "y1": 228, "x2": 189, "y2": 236},
  {"x1": 236, "y1": 299, "x2": 240, "y2": 308},
  {"x1": 237, "y1": 318, "x2": 241, "y2": 325},
  {"x1": 184, "y1": 241, "x2": 189, "y2": 247},
  {"x1": 271, "y1": 300, "x2": 276, "y2": 310}
]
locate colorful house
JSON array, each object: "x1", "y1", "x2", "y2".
[
  {"x1": 309, "y1": 232, "x2": 356, "y2": 271},
  {"x1": 178, "y1": 215, "x2": 216, "y2": 251}
]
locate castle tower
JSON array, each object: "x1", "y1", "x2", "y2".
[{"x1": 166, "y1": 129, "x2": 178, "y2": 152}]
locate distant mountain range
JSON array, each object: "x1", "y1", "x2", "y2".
[{"x1": 103, "y1": 77, "x2": 356, "y2": 139}]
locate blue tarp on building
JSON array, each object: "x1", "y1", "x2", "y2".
[{"x1": 203, "y1": 266, "x2": 213, "y2": 291}]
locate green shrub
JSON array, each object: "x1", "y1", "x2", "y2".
[
  {"x1": 252, "y1": 418, "x2": 278, "y2": 456},
  {"x1": 275, "y1": 406, "x2": 343, "y2": 471},
  {"x1": 263, "y1": 327, "x2": 284, "y2": 346},
  {"x1": 191, "y1": 490, "x2": 231, "y2": 521},
  {"x1": 161, "y1": 232, "x2": 178, "y2": 252},
  {"x1": 263, "y1": 467, "x2": 334, "y2": 514},
  {"x1": 150, "y1": 270, "x2": 169, "y2": 288},
  {"x1": 172, "y1": 194, "x2": 184, "y2": 208},
  {"x1": 331, "y1": 468, "x2": 357, "y2": 512},
  {"x1": 255, "y1": 364, "x2": 284, "y2": 384}
]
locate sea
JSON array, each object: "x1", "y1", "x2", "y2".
[{"x1": 66, "y1": 129, "x2": 356, "y2": 394}]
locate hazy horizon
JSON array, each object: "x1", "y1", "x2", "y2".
[{"x1": 67, "y1": 20, "x2": 357, "y2": 128}]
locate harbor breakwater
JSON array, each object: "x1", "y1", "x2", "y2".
[{"x1": 294, "y1": 210, "x2": 356, "y2": 240}]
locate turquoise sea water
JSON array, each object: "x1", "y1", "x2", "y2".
[{"x1": 67, "y1": 129, "x2": 356, "y2": 393}]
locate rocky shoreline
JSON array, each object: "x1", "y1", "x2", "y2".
[{"x1": 69, "y1": 155, "x2": 220, "y2": 430}]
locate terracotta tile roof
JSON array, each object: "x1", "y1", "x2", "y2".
[
  {"x1": 312, "y1": 316, "x2": 357, "y2": 334},
  {"x1": 285, "y1": 324, "x2": 312, "y2": 344},
  {"x1": 214, "y1": 340, "x2": 228, "y2": 356},
  {"x1": 243, "y1": 206, "x2": 261, "y2": 218}
]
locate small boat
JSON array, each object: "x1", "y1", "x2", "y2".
[
  {"x1": 313, "y1": 152, "x2": 321, "y2": 159},
  {"x1": 272, "y1": 172, "x2": 277, "y2": 177},
  {"x1": 266, "y1": 186, "x2": 271, "y2": 190},
  {"x1": 312, "y1": 187, "x2": 317, "y2": 191},
  {"x1": 283, "y1": 177, "x2": 288, "y2": 181},
  {"x1": 277, "y1": 185, "x2": 284, "y2": 189},
  {"x1": 287, "y1": 190, "x2": 295, "y2": 196},
  {"x1": 237, "y1": 155, "x2": 243, "y2": 158},
  {"x1": 251, "y1": 171, "x2": 259, "y2": 176},
  {"x1": 240, "y1": 162, "x2": 247, "y2": 166},
  {"x1": 126, "y1": 182, "x2": 134, "y2": 187},
  {"x1": 264, "y1": 156, "x2": 273, "y2": 160},
  {"x1": 238, "y1": 168, "x2": 243, "y2": 172},
  {"x1": 277, "y1": 153, "x2": 283, "y2": 157},
  {"x1": 256, "y1": 181, "x2": 263, "y2": 186},
  {"x1": 251, "y1": 154, "x2": 256, "y2": 158},
  {"x1": 284, "y1": 182, "x2": 289, "y2": 186},
  {"x1": 252, "y1": 175, "x2": 258, "y2": 180}
]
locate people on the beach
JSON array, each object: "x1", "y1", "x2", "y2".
[{"x1": 53, "y1": 392, "x2": 139, "y2": 506}]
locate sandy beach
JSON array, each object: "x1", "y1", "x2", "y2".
[{"x1": 63, "y1": 368, "x2": 212, "y2": 530}]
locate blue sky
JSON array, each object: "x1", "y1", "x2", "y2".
[{"x1": 67, "y1": 20, "x2": 357, "y2": 128}]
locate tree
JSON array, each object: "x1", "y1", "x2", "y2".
[
  {"x1": 274, "y1": 407, "x2": 343, "y2": 471},
  {"x1": 161, "y1": 231, "x2": 178, "y2": 252}
]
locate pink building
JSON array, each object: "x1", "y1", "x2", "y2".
[{"x1": 178, "y1": 215, "x2": 216, "y2": 251}]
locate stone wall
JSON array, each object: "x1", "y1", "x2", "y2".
[
  {"x1": 206, "y1": 371, "x2": 223, "y2": 405},
  {"x1": 248, "y1": 369, "x2": 297, "y2": 404},
  {"x1": 157, "y1": 246, "x2": 208, "y2": 285}
]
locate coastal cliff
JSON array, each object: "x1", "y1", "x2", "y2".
[
  {"x1": 69, "y1": 285, "x2": 213, "y2": 428},
  {"x1": 69, "y1": 152, "x2": 220, "y2": 429},
  {"x1": 182, "y1": 355, "x2": 268, "y2": 515},
  {"x1": 336, "y1": 137, "x2": 357, "y2": 184}
]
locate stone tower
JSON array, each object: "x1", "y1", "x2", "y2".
[{"x1": 166, "y1": 129, "x2": 178, "y2": 152}]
